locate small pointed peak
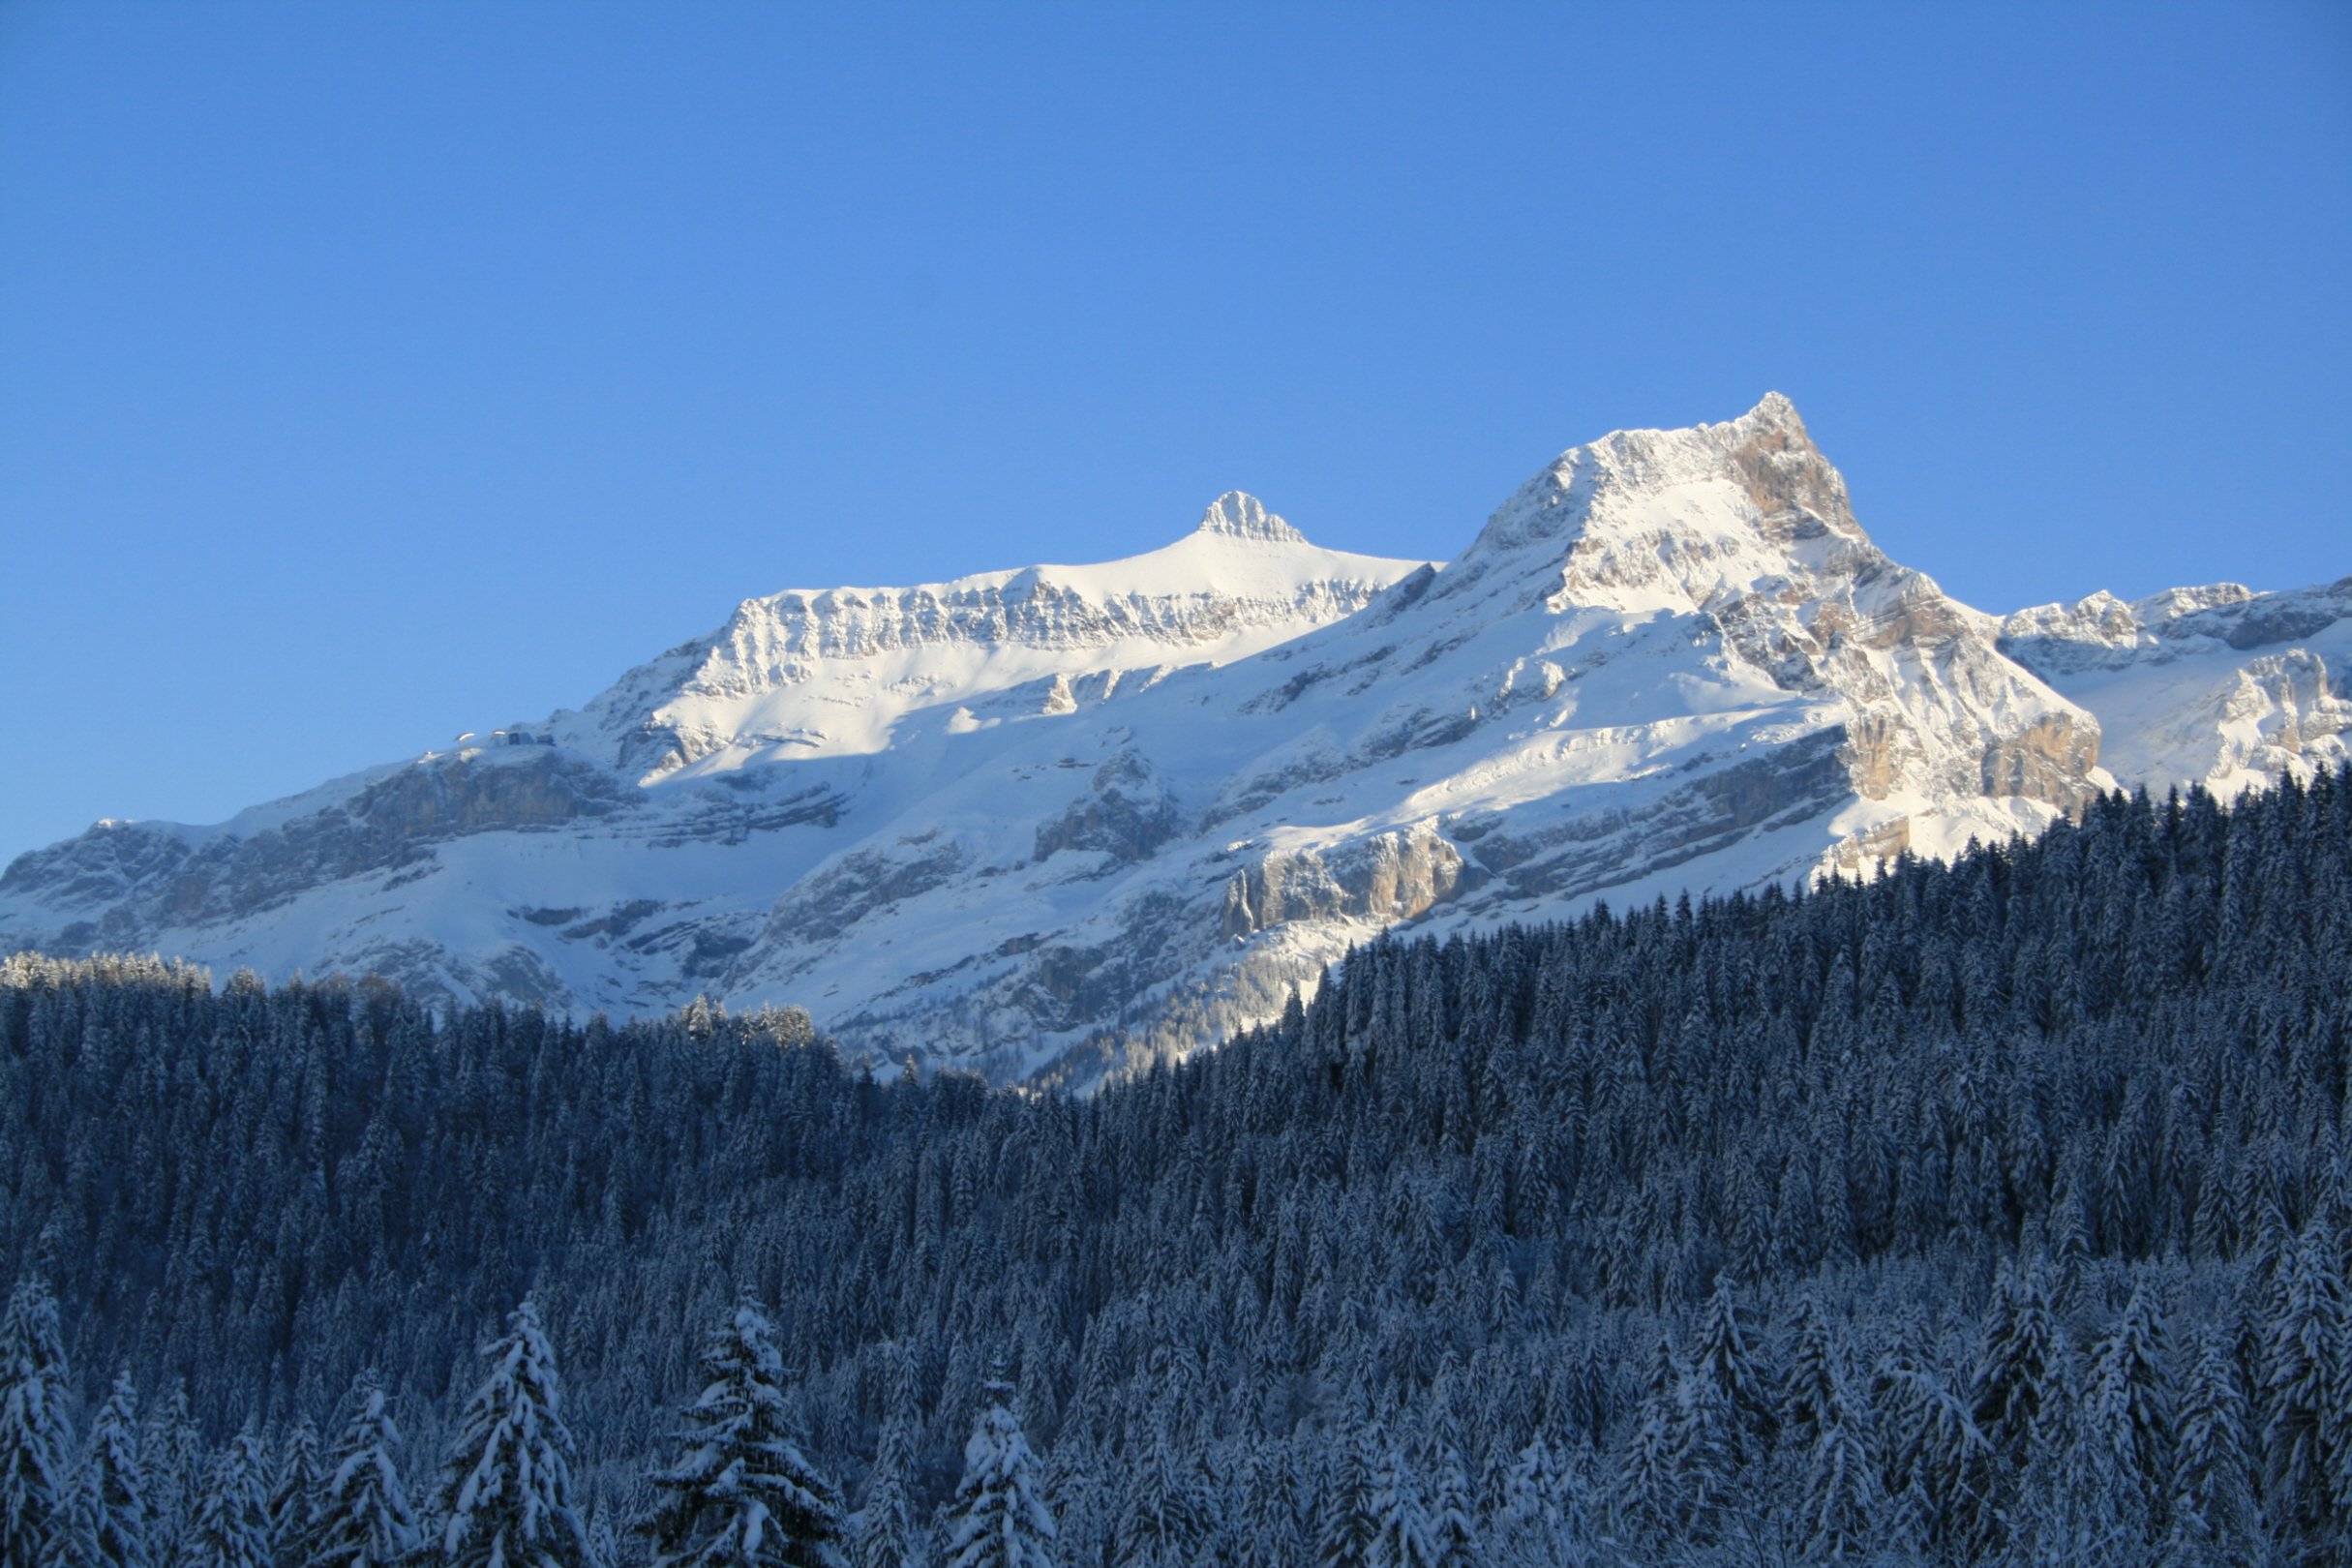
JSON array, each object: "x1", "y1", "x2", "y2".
[
  {"x1": 1735, "y1": 390, "x2": 1808, "y2": 438},
  {"x1": 1195, "y1": 491, "x2": 1307, "y2": 545}
]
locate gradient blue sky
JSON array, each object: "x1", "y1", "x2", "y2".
[{"x1": 3, "y1": 1, "x2": 2348, "y2": 864}]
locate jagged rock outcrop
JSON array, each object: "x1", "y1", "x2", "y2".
[
  {"x1": 2001, "y1": 577, "x2": 2352, "y2": 796},
  {"x1": 1220, "y1": 823, "x2": 1464, "y2": 940},
  {"x1": 1034, "y1": 750, "x2": 1181, "y2": 866}
]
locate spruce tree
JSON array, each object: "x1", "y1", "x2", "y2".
[
  {"x1": 1315, "y1": 1425, "x2": 1378, "y2": 1568},
  {"x1": 307, "y1": 1374, "x2": 417, "y2": 1568},
  {"x1": 1233, "y1": 1439, "x2": 1305, "y2": 1568},
  {"x1": 1968, "y1": 1260, "x2": 2067, "y2": 1553},
  {"x1": 1691, "y1": 1274, "x2": 1776, "y2": 1462},
  {"x1": 0, "y1": 1275, "x2": 73, "y2": 1568},
  {"x1": 642, "y1": 1300, "x2": 847, "y2": 1568},
  {"x1": 1780, "y1": 1293, "x2": 1843, "y2": 1453},
  {"x1": 1973, "y1": 1260, "x2": 2066, "y2": 1471},
  {"x1": 1490, "y1": 1435, "x2": 1565, "y2": 1568},
  {"x1": 1613, "y1": 1345, "x2": 1681, "y2": 1555},
  {"x1": 1110, "y1": 1415, "x2": 1210, "y2": 1568},
  {"x1": 1423, "y1": 1443, "x2": 1476, "y2": 1568},
  {"x1": 268, "y1": 1421, "x2": 325, "y2": 1568},
  {"x1": 146, "y1": 1387, "x2": 204, "y2": 1568},
  {"x1": 936, "y1": 1380, "x2": 1054, "y2": 1568},
  {"x1": 2260, "y1": 1222, "x2": 2351, "y2": 1553},
  {"x1": 1363, "y1": 1444, "x2": 1437, "y2": 1568},
  {"x1": 583, "y1": 1505, "x2": 619, "y2": 1568},
  {"x1": 2163, "y1": 1328, "x2": 2257, "y2": 1567},
  {"x1": 846, "y1": 1391, "x2": 917, "y2": 1568},
  {"x1": 2078, "y1": 1283, "x2": 2172, "y2": 1541},
  {"x1": 851, "y1": 1344, "x2": 923, "y2": 1568},
  {"x1": 1668, "y1": 1359, "x2": 1737, "y2": 1543},
  {"x1": 75, "y1": 1372, "x2": 150, "y2": 1568},
  {"x1": 1871, "y1": 1347, "x2": 1989, "y2": 1559},
  {"x1": 1795, "y1": 1325, "x2": 1878, "y2": 1564},
  {"x1": 184, "y1": 1428, "x2": 274, "y2": 1568},
  {"x1": 436, "y1": 1300, "x2": 591, "y2": 1568}
]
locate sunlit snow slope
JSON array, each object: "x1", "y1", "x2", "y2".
[{"x1": 4, "y1": 397, "x2": 2341, "y2": 1083}]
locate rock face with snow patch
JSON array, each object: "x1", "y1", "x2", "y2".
[
  {"x1": 1, "y1": 397, "x2": 2337, "y2": 1083},
  {"x1": 2000, "y1": 578, "x2": 2352, "y2": 799}
]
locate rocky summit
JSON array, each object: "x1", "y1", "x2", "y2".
[{"x1": 4, "y1": 396, "x2": 2344, "y2": 1083}]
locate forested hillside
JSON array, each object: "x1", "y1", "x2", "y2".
[{"x1": 5, "y1": 768, "x2": 2350, "y2": 1565}]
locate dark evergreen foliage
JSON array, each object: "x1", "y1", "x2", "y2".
[
  {"x1": 4, "y1": 767, "x2": 2351, "y2": 1563},
  {"x1": 437, "y1": 1298, "x2": 593, "y2": 1568},
  {"x1": 0, "y1": 1274, "x2": 71, "y2": 1566},
  {"x1": 644, "y1": 1300, "x2": 847, "y2": 1568}
]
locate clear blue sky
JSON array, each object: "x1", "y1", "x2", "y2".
[{"x1": 3, "y1": 1, "x2": 2348, "y2": 865}]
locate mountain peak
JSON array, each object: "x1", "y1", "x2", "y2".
[
  {"x1": 1470, "y1": 393, "x2": 1858, "y2": 570},
  {"x1": 1735, "y1": 389, "x2": 1806, "y2": 435},
  {"x1": 1195, "y1": 491, "x2": 1306, "y2": 545}
]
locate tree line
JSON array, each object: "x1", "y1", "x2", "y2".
[
  {"x1": 3, "y1": 1276, "x2": 1060, "y2": 1568},
  {"x1": 2, "y1": 766, "x2": 2349, "y2": 1564}
]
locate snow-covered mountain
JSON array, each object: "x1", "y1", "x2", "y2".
[
  {"x1": 5, "y1": 396, "x2": 2342, "y2": 1082},
  {"x1": 1998, "y1": 578, "x2": 2352, "y2": 798}
]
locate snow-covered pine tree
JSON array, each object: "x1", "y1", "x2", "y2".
[
  {"x1": 2075, "y1": 1282, "x2": 2172, "y2": 1545},
  {"x1": 642, "y1": 1299, "x2": 848, "y2": 1568},
  {"x1": 851, "y1": 1346, "x2": 923, "y2": 1568},
  {"x1": 2162, "y1": 1327, "x2": 2257, "y2": 1567},
  {"x1": 1871, "y1": 1346, "x2": 1989, "y2": 1560},
  {"x1": 1667, "y1": 1358, "x2": 1738, "y2": 1544},
  {"x1": 1973, "y1": 1260, "x2": 2067, "y2": 1471},
  {"x1": 583, "y1": 1497, "x2": 619, "y2": 1568},
  {"x1": 1968, "y1": 1259, "x2": 2068, "y2": 1553},
  {"x1": 1793, "y1": 1318, "x2": 1877, "y2": 1564},
  {"x1": 268, "y1": 1420, "x2": 325, "y2": 1568},
  {"x1": 1109, "y1": 1413, "x2": 1211, "y2": 1568},
  {"x1": 1363, "y1": 1444, "x2": 1437, "y2": 1568},
  {"x1": 1423, "y1": 1444, "x2": 1476, "y2": 1568},
  {"x1": 1036, "y1": 1427, "x2": 1106, "y2": 1568},
  {"x1": 2260, "y1": 1221, "x2": 2351, "y2": 1553},
  {"x1": 436, "y1": 1299, "x2": 592, "y2": 1568},
  {"x1": 1613, "y1": 1342, "x2": 1682, "y2": 1555},
  {"x1": 73, "y1": 1372, "x2": 149, "y2": 1568},
  {"x1": 1780, "y1": 1292, "x2": 1842, "y2": 1453},
  {"x1": 936, "y1": 1379, "x2": 1053, "y2": 1568},
  {"x1": 0, "y1": 1275, "x2": 73, "y2": 1568},
  {"x1": 1314, "y1": 1424, "x2": 1379, "y2": 1568},
  {"x1": 1489, "y1": 1434, "x2": 1562, "y2": 1568},
  {"x1": 307, "y1": 1374, "x2": 418, "y2": 1568},
  {"x1": 1691, "y1": 1274, "x2": 1776, "y2": 1463},
  {"x1": 146, "y1": 1386, "x2": 204, "y2": 1568},
  {"x1": 183, "y1": 1428, "x2": 274, "y2": 1568},
  {"x1": 1234, "y1": 1437, "x2": 1305, "y2": 1568}
]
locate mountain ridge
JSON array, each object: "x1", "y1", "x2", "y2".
[{"x1": 4, "y1": 395, "x2": 2343, "y2": 1083}]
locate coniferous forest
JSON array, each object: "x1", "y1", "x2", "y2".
[{"x1": 4, "y1": 768, "x2": 2351, "y2": 1566}]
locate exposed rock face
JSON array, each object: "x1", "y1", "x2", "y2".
[
  {"x1": 1034, "y1": 751, "x2": 1181, "y2": 866},
  {"x1": 1196, "y1": 490, "x2": 1306, "y2": 543},
  {"x1": 1457, "y1": 728, "x2": 1854, "y2": 902},
  {"x1": 1221, "y1": 823, "x2": 1464, "y2": 940},
  {"x1": 1, "y1": 748, "x2": 631, "y2": 952},
  {"x1": 3, "y1": 398, "x2": 2332, "y2": 1085},
  {"x1": 2001, "y1": 577, "x2": 2352, "y2": 797},
  {"x1": 1980, "y1": 712, "x2": 2101, "y2": 811}
]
